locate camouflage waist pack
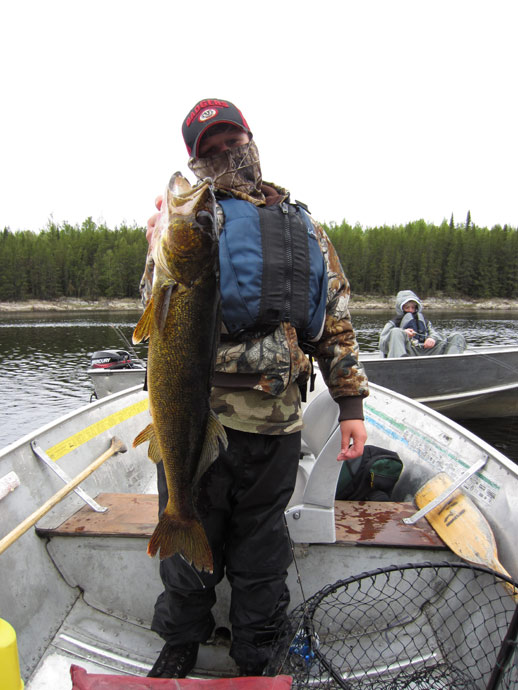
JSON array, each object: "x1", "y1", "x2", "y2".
[{"x1": 336, "y1": 445, "x2": 403, "y2": 502}]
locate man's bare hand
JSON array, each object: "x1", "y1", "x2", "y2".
[
  {"x1": 336, "y1": 419, "x2": 367, "y2": 461},
  {"x1": 146, "y1": 196, "x2": 163, "y2": 245}
]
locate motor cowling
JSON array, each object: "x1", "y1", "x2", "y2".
[{"x1": 90, "y1": 349, "x2": 135, "y2": 370}]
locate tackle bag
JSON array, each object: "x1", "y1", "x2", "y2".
[{"x1": 335, "y1": 445, "x2": 403, "y2": 501}]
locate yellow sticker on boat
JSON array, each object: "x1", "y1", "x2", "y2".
[{"x1": 46, "y1": 398, "x2": 149, "y2": 461}]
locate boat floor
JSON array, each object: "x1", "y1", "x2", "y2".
[
  {"x1": 27, "y1": 495, "x2": 447, "y2": 688},
  {"x1": 26, "y1": 597, "x2": 238, "y2": 687}
]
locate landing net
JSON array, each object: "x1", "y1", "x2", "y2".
[{"x1": 267, "y1": 561, "x2": 518, "y2": 689}]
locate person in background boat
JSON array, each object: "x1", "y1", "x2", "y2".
[
  {"x1": 379, "y1": 289, "x2": 466, "y2": 358},
  {"x1": 141, "y1": 98, "x2": 369, "y2": 679}
]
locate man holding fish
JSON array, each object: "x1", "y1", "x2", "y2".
[{"x1": 139, "y1": 98, "x2": 369, "y2": 678}]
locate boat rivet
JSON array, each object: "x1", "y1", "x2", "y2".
[{"x1": 293, "y1": 511, "x2": 300, "y2": 520}]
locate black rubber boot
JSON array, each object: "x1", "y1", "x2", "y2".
[
  {"x1": 147, "y1": 641, "x2": 199, "y2": 678},
  {"x1": 238, "y1": 662, "x2": 266, "y2": 677}
]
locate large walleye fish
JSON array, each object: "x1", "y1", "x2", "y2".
[{"x1": 132, "y1": 172, "x2": 226, "y2": 572}]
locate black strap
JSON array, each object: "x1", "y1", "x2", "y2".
[{"x1": 257, "y1": 203, "x2": 310, "y2": 330}]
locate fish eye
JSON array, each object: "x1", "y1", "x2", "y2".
[{"x1": 196, "y1": 210, "x2": 214, "y2": 230}]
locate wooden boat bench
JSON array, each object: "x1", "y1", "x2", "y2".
[{"x1": 36, "y1": 493, "x2": 446, "y2": 550}]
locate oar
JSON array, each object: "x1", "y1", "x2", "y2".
[
  {"x1": 415, "y1": 472, "x2": 518, "y2": 601},
  {"x1": 0, "y1": 436, "x2": 126, "y2": 555},
  {"x1": 403, "y1": 456, "x2": 487, "y2": 524}
]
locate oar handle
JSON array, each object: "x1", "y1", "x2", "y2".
[{"x1": 0, "y1": 437, "x2": 126, "y2": 555}]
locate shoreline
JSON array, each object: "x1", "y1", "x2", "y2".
[
  {"x1": 1, "y1": 296, "x2": 518, "y2": 313},
  {"x1": 350, "y1": 295, "x2": 518, "y2": 312}
]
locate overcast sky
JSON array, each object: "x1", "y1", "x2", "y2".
[{"x1": 1, "y1": 0, "x2": 517, "y2": 233}]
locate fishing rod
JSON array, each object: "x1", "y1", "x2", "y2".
[{"x1": 111, "y1": 324, "x2": 146, "y2": 365}]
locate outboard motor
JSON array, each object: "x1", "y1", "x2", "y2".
[{"x1": 90, "y1": 349, "x2": 135, "y2": 370}]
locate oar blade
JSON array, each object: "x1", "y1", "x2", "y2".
[
  {"x1": 417, "y1": 473, "x2": 518, "y2": 603},
  {"x1": 416, "y1": 472, "x2": 507, "y2": 576}
]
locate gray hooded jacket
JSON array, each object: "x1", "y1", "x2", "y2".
[{"x1": 379, "y1": 290, "x2": 440, "y2": 355}]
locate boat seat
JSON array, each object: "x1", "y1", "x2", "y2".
[
  {"x1": 301, "y1": 387, "x2": 338, "y2": 458},
  {"x1": 36, "y1": 493, "x2": 446, "y2": 550},
  {"x1": 36, "y1": 493, "x2": 158, "y2": 539}
]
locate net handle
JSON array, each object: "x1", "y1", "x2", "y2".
[{"x1": 486, "y1": 602, "x2": 518, "y2": 690}]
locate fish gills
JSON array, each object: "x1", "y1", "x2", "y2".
[{"x1": 133, "y1": 172, "x2": 227, "y2": 573}]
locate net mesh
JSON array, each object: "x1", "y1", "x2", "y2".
[{"x1": 267, "y1": 561, "x2": 518, "y2": 689}]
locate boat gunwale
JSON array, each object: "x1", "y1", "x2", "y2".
[
  {"x1": 416, "y1": 380, "x2": 518, "y2": 404},
  {"x1": 364, "y1": 383, "x2": 517, "y2": 474},
  {"x1": 360, "y1": 343, "x2": 518, "y2": 361},
  {"x1": 0, "y1": 384, "x2": 147, "y2": 458}
]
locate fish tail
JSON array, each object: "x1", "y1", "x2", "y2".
[{"x1": 147, "y1": 512, "x2": 213, "y2": 573}]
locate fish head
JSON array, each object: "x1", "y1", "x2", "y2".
[{"x1": 153, "y1": 173, "x2": 217, "y2": 285}]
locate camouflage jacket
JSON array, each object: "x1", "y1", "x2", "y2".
[{"x1": 140, "y1": 188, "x2": 369, "y2": 418}]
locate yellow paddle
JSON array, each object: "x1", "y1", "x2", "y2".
[{"x1": 415, "y1": 472, "x2": 518, "y2": 602}]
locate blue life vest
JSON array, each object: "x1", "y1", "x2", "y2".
[
  {"x1": 392, "y1": 312, "x2": 428, "y2": 342},
  {"x1": 218, "y1": 198, "x2": 328, "y2": 344}
]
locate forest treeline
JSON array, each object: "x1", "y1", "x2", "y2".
[
  {"x1": 0, "y1": 219, "x2": 148, "y2": 301},
  {"x1": 1, "y1": 215, "x2": 517, "y2": 301},
  {"x1": 325, "y1": 215, "x2": 518, "y2": 299}
]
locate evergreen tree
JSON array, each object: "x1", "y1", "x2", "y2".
[{"x1": 0, "y1": 216, "x2": 516, "y2": 302}]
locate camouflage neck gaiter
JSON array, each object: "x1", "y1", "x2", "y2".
[{"x1": 188, "y1": 139, "x2": 265, "y2": 206}]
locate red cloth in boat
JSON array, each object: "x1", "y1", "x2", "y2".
[{"x1": 70, "y1": 664, "x2": 293, "y2": 689}]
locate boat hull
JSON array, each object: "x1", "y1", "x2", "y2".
[
  {"x1": 1, "y1": 383, "x2": 517, "y2": 685},
  {"x1": 361, "y1": 344, "x2": 518, "y2": 418},
  {"x1": 88, "y1": 367, "x2": 146, "y2": 399},
  {"x1": 88, "y1": 345, "x2": 518, "y2": 419}
]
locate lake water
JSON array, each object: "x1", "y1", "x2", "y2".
[{"x1": 0, "y1": 310, "x2": 517, "y2": 460}]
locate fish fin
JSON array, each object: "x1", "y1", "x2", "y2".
[
  {"x1": 147, "y1": 435, "x2": 162, "y2": 463},
  {"x1": 133, "y1": 299, "x2": 154, "y2": 344},
  {"x1": 156, "y1": 283, "x2": 175, "y2": 335},
  {"x1": 133, "y1": 423, "x2": 154, "y2": 447},
  {"x1": 193, "y1": 410, "x2": 228, "y2": 486},
  {"x1": 147, "y1": 511, "x2": 213, "y2": 573},
  {"x1": 132, "y1": 423, "x2": 162, "y2": 463}
]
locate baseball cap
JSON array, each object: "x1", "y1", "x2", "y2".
[{"x1": 182, "y1": 99, "x2": 252, "y2": 157}]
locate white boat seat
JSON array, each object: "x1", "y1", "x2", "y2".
[
  {"x1": 301, "y1": 388, "x2": 338, "y2": 458},
  {"x1": 286, "y1": 389, "x2": 342, "y2": 541}
]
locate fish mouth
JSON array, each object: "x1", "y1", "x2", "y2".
[
  {"x1": 169, "y1": 174, "x2": 214, "y2": 210},
  {"x1": 153, "y1": 174, "x2": 218, "y2": 282},
  {"x1": 166, "y1": 175, "x2": 217, "y2": 241}
]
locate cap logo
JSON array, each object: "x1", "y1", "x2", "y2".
[
  {"x1": 185, "y1": 99, "x2": 230, "y2": 127},
  {"x1": 199, "y1": 108, "x2": 218, "y2": 123}
]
